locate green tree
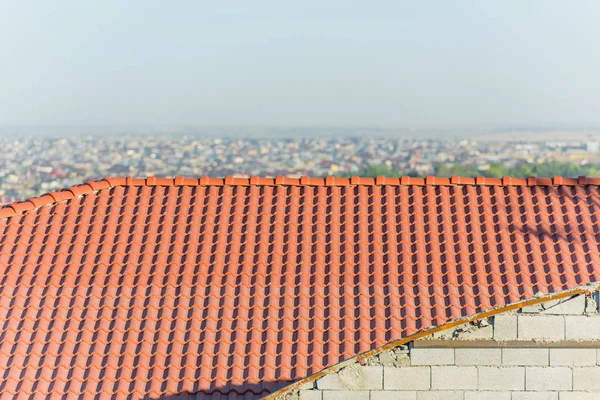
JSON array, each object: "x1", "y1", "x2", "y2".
[
  {"x1": 335, "y1": 164, "x2": 401, "y2": 178},
  {"x1": 334, "y1": 161, "x2": 600, "y2": 179},
  {"x1": 359, "y1": 165, "x2": 401, "y2": 178}
]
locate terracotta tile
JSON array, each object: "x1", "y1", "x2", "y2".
[{"x1": 0, "y1": 176, "x2": 599, "y2": 397}]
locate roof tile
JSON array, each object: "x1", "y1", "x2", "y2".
[{"x1": 0, "y1": 176, "x2": 599, "y2": 398}]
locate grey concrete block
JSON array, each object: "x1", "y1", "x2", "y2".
[
  {"x1": 359, "y1": 366, "x2": 383, "y2": 390},
  {"x1": 511, "y1": 392, "x2": 557, "y2": 400},
  {"x1": 370, "y1": 391, "x2": 417, "y2": 400},
  {"x1": 540, "y1": 294, "x2": 586, "y2": 315},
  {"x1": 384, "y1": 366, "x2": 431, "y2": 390},
  {"x1": 517, "y1": 315, "x2": 565, "y2": 340},
  {"x1": 502, "y1": 348, "x2": 549, "y2": 366},
  {"x1": 465, "y1": 391, "x2": 511, "y2": 400},
  {"x1": 493, "y1": 315, "x2": 518, "y2": 340},
  {"x1": 299, "y1": 390, "x2": 322, "y2": 400},
  {"x1": 316, "y1": 365, "x2": 382, "y2": 390},
  {"x1": 298, "y1": 381, "x2": 315, "y2": 390},
  {"x1": 465, "y1": 392, "x2": 510, "y2": 400},
  {"x1": 521, "y1": 295, "x2": 585, "y2": 315},
  {"x1": 525, "y1": 367, "x2": 572, "y2": 391},
  {"x1": 565, "y1": 316, "x2": 600, "y2": 340},
  {"x1": 478, "y1": 366, "x2": 525, "y2": 390},
  {"x1": 322, "y1": 391, "x2": 369, "y2": 400},
  {"x1": 410, "y1": 348, "x2": 454, "y2": 365},
  {"x1": 316, "y1": 374, "x2": 343, "y2": 390},
  {"x1": 416, "y1": 392, "x2": 463, "y2": 400},
  {"x1": 423, "y1": 327, "x2": 458, "y2": 340},
  {"x1": 520, "y1": 303, "x2": 545, "y2": 313},
  {"x1": 431, "y1": 366, "x2": 477, "y2": 389},
  {"x1": 559, "y1": 393, "x2": 600, "y2": 400},
  {"x1": 573, "y1": 366, "x2": 600, "y2": 390},
  {"x1": 455, "y1": 348, "x2": 501, "y2": 365},
  {"x1": 550, "y1": 348, "x2": 597, "y2": 366},
  {"x1": 454, "y1": 323, "x2": 494, "y2": 340}
]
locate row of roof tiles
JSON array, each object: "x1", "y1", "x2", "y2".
[
  {"x1": 2, "y1": 175, "x2": 600, "y2": 219},
  {"x1": 41, "y1": 175, "x2": 600, "y2": 187},
  {"x1": 1, "y1": 179, "x2": 600, "y2": 398}
]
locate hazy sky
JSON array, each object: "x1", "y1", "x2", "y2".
[{"x1": 1, "y1": 1, "x2": 599, "y2": 129}]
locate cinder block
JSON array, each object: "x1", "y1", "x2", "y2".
[
  {"x1": 455, "y1": 348, "x2": 501, "y2": 365},
  {"x1": 550, "y1": 348, "x2": 597, "y2": 366},
  {"x1": 559, "y1": 393, "x2": 600, "y2": 400},
  {"x1": 316, "y1": 374, "x2": 343, "y2": 390},
  {"x1": 520, "y1": 303, "x2": 545, "y2": 313},
  {"x1": 477, "y1": 366, "x2": 525, "y2": 390},
  {"x1": 298, "y1": 381, "x2": 315, "y2": 390},
  {"x1": 322, "y1": 391, "x2": 369, "y2": 400},
  {"x1": 316, "y1": 365, "x2": 382, "y2": 390},
  {"x1": 359, "y1": 366, "x2": 383, "y2": 390},
  {"x1": 493, "y1": 315, "x2": 517, "y2": 340},
  {"x1": 410, "y1": 348, "x2": 454, "y2": 365},
  {"x1": 424, "y1": 326, "x2": 458, "y2": 340},
  {"x1": 525, "y1": 366, "x2": 572, "y2": 391},
  {"x1": 465, "y1": 391, "x2": 510, "y2": 400},
  {"x1": 416, "y1": 392, "x2": 463, "y2": 400},
  {"x1": 502, "y1": 348, "x2": 549, "y2": 366},
  {"x1": 573, "y1": 366, "x2": 600, "y2": 390},
  {"x1": 517, "y1": 315, "x2": 565, "y2": 340},
  {"x1": 384, "y1": 366, "x2": 431, "y2": 390},
  {"x1": 540, "y1": 294, "x2": 586, "y2": 315},
  {"x1": 455, "y1": 324, "x2": 494, "y2": 340},
  {"x1": 511, "y1": 392, "x2": 557, "y2": 400},
  {"x1": 565, "y1": 316, "x2": 600, "y2": 340},
  {"x1": 521, "y1": 295, "x2": 586, "y2": 315},
  {"x1": 370, "y1": 391, "x2": 417, "y2": 400},
  {"x1": 431, "y1": 366, "x2": 477, "y2": 389},
  {"x1": 299, "y1": 390, "x2": 323, "y2": 400}
]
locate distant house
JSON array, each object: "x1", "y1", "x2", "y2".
[{"x1": 1, "y1": 175, "x2": 600, "y2": 399}]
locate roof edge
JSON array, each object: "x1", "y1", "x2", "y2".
[
  {"x1": 263, "y1": 282, "x2": 600, "y2": 400},
  {"x1": 1, "y1": 174, "x2": 599, "y2": 219}
]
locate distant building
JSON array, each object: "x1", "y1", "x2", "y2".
[{"x1": 586, "y1": 141, "x2": 600, "y2": 152}]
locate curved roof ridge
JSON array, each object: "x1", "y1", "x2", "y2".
[{"x1": 1, "y1": 174, "x2": 599, "y2": 219}]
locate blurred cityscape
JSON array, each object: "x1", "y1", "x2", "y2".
[{"x1": 2, "y1": 135, "x2": 600, "y2": 204}]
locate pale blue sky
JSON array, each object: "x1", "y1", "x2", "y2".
[{"x1": 1, "y1": 1, "x2": 599, "y2": 128}]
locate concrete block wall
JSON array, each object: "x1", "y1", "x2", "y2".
[
  {"x1": 282, "y1": 293, "x2": 600, "y2": 400},
  {"x1": 298, "y1": 352, "x2": 600, "y2": 399}
]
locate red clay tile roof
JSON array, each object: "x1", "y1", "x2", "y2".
[{"x1": 1, "y1": 175, "x2": 600, "y2": 398}]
